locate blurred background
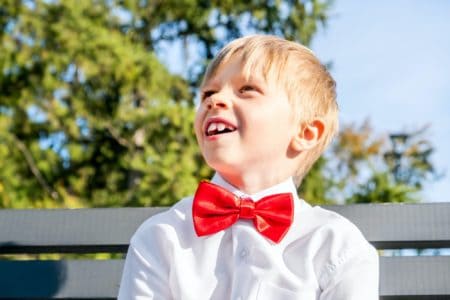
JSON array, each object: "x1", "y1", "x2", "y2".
[
  {"x1": 0, "y1": 0, "x2": 448, "y2": 209},
  {"x1": 310, "y1": 0, "x2": 450, "y2": 204}
]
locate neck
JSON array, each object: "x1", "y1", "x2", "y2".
[{"x1": 217, "y1": 170, "x2": 293, "y2": 195}]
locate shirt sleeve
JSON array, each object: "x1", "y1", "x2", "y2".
[
  {"x1": 319, "y1": 244, "x2": 379, "y2": 300},
  {"x1": 117, "y1": 235, "x2": 172, "y2": 299}
]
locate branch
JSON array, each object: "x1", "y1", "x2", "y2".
[
  {"x1": 14, "y1": 136, "x2": 61, "y2": 201},
  {"x1": 105, "y1": 124, "x2": 132, "y2": 148}
]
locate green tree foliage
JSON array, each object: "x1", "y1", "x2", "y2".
[
  {"x1": 121, "y1": 0, "x2": 331, "y2": 85},
  {"x1": 0, "y1": 0, "x2": 202, "y2": 207},
  {"x1": 0, "y1": 0, "x2": 332, "y2": 208}
]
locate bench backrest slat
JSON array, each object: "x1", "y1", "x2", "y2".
[
  {"x1": 380, "y1": 256, "x2": 450, "y2": 298},
  {"x1": 0, "y1": 260, "x2": 122, "y2": 299},
  {"x1": 329, "y1": 203, "x2": 450, "y2": 249},
  {"x1": 0, "y1": 207, "x2": 165, "y2": 254}
]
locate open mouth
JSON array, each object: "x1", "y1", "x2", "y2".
[{"x1": 205, "y1": 121, "x2": 237, "y2": 137}]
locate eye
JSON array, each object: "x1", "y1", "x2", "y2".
[
  {"x1": 201, "y1": 90, "x2": 215, "y2": 101},
  {"x1": 239, "y1": 85, "x2": 258, "y2": 94}
]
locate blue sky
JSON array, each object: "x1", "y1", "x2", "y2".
[{"x1": 310, "y1": 0, "x2": 450, "y2": 202}]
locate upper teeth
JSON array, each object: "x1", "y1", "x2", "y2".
[{"x1": 207, "y1": 122, "x2": 234, "y2": 134}]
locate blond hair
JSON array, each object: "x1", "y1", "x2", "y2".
[{"x1": 201, "y1": 35, "x2": 338, "y2": 186}]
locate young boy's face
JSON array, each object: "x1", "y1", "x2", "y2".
[{"x1": 195, "y1": 55, "x2": 300, "y2": 182}]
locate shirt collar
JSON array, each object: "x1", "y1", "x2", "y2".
[{"x1": 210, "y1": 172, "x2": 300, "y2": 202}]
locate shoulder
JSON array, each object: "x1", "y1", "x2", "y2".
[
  {"x1": 302, "y1": 206, "x2": 369, "y2": 247},
  {"x1": 130, "y1": 196, "x2": 195, "y2": 250},
  {"x1": 304, "y1": 206, "x2": 379, "y2": 285}
]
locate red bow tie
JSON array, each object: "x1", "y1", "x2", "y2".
[{"x1": 192, "y1": 181, "x2": 294, "y2": 243}]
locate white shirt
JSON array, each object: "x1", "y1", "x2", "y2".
[{"x1": 118, "y1": 174, "x2": 379, "y2": 300}]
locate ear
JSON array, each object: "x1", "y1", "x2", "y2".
[{"x1": 290, "y1": 119, "x2": 325, "y2": 152}]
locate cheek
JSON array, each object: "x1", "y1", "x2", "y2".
[
  {"x1": 194, "y1": 110, "x2": 204, "y2": 138},
  {"x1": 247, "y1": 108, "x2": 294, "y2": 143}
]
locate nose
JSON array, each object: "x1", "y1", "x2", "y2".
[{"x1": 206, "y1": 93, "x2": 229, "y2": 110}]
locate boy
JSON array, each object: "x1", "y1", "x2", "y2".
[{"x1": 118, "y1": 35, "x2": 379, "y2": 299}]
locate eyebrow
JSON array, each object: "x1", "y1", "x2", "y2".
[{"x1": 200, "y1": 82, "x2": 218, "y2": 94}]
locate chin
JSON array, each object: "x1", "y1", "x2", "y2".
[{"x1": 205, "y1": 158, "x2": 242, "y2": 177}]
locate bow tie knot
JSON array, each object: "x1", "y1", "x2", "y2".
[
  {"x1": 239, "y1": 198, "x2": 255, "y2": 219},
  {"x1": 192, "y1": 181, "x2": 294, "y2": 243}
]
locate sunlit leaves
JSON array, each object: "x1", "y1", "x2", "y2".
[{"x1": 301, "y1": 120, "x2": 439, "y2": 204}]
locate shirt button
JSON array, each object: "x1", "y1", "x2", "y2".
[{"x1": 240, "y1": 248, "x2": 248, "y2": 258}]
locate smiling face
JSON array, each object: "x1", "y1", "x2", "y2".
[
  {"x1": 194, "y1": 55, "x2": 300, "y2": 191},
  {"x1": 195, "y1": 35, "x2": 338, "y2": 190}
]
